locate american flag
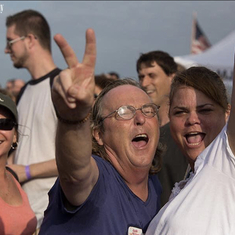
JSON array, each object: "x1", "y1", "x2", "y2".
[{"x1": 191, "y1": 14, "x2": 211, "y2": 54}]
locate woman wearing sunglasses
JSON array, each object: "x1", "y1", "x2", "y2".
[{"x1": 0, "y1": 92, "x2": 36, "y2": 234}]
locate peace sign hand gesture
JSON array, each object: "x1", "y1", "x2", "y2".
[{"x1": 52, "y1": 29, "x2": 96, "y2": 122}]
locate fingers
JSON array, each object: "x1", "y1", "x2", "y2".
[
  {"x1": 82, "y1": 28, "x2": 97, "y2": 69},
  {"x1": 54, "y1": 29, "x2": 96, "y2": 70},
  {"x1": 54, "y1": 34, "x2": 79, "y2": 69},
  {"x1": 52, "y1": 29, "x2": 96, "y2": 110},
  {"x1": 53, "y1": 71, "x2": 77, "y2": 109}
]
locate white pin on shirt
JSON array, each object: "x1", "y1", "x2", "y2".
[{"x1": 128, "y1": 226, "x2": 143, "y2": 235}]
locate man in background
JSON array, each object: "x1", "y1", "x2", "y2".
[
  {"x1": 5, "y1": 9, "x2": 60, "y2": 231},
  {"x1": 136, "y1": 51, "x2": 188, "y2": 206}
]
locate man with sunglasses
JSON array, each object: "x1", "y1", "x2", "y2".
[
  {"x1": 5, "y1": 9, "x2": 60, "y2": 230},
  {"x1": 39, "y1": 29, "x2": 162, "y2": 235}
]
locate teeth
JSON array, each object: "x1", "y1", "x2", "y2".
[
  {"x1": 188, "y1": 132, "x2": 199, "y2": 135},
  {"x1": 188, "y1": 143, "x2": 200, "y2": 146},
  {"x1": 136, "y1": 134, "x2": 147, "y2": 138}
]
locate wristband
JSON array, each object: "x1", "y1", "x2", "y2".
[
  {"x1": 57, "y1": 111, "x2": 91, "y2": 125},
  {"x1": 25, "y1": 165, "x2": 32, "y2": 180}
]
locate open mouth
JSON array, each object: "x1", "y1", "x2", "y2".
[
  {"x1": 146, "y1": 90, "x2": 154, "y2": 95},
  {"x1": 185, "y1": 132, "x2": 205, "y2": 146},
  {"x1": 132, "y1": 134, "x2": 149, "y2": 148}
]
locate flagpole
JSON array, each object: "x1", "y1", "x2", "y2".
[{"x1": 191, "y1": 11, "x2": 197, "y2": 54}]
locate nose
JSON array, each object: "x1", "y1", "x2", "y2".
[
  {"x1": 5, "y1": 45, "x2": 10, "y2": 54},
  {"x1": 134, "y1": 109, "x2": 146, "y2": 125},
  {"x1": 140, "y1": 76, "x2": 151, "y2": 88},
  {"x1": 186, "y1": 111, "x2": 200, "y2": 125}
]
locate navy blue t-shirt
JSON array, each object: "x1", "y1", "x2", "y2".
[{"x1": 39, "y1": 155, "x2": 161, "y2": 235}]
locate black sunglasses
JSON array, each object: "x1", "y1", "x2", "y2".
[{"x1": 0, "y1": 118, "x2": 17, "y2": 130}]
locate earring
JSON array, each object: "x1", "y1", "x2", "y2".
[{"x1": 11, "y1": 142, "x2": 18, "y2": 150}]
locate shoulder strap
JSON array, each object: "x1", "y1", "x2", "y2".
[{"x1": 6, "y1": 166, "x2": 19, "y2": 182}]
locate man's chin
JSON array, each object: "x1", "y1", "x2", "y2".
[
  {"x1": 148, "y1": 94, "x2": 158, "y2": 103},
  {"x1": 13, "y1": 63, "x2": 23, "y2": 69}
]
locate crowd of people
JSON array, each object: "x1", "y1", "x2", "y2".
[{"x1": 0, "y1": 8, "x2": 234, "y2": 235}]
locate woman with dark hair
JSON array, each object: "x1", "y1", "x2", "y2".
[
  {"x1": 0, "y1": 93, "x2": 36, "y2": 234},
  {"x1": 146, "y1": 66, "x2": 235, "y2": 234}
]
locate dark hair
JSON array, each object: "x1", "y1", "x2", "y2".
[
  {"x1": 6, "y1": 9, "x2": 51, "y2": 52},
  {"x1": 108, "y1": 72, "x2": 120, "y2": 79},
  {"x1": 95, "y1": 74, "x2": 113, "y2": 90},
  {"x1": 91, "y1": 78, "x2": 163, "y2": 174},
  {"x1": 170, "y1": 66, "x2": 229, "y2": 112},
  {"x1": 136, "y1": 50, "x2": 177, "y2": 76}
]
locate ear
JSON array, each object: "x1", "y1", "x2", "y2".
[
  {"x1": 92, "y1": 127, "x2": 104, "y2": 146},
  {"x1": 26, "y1": 34, "x2": 38, "y2": 49},
  {"x1": 169, "y1": 73, "x2": 175, "y2": 82},
  {"x1": 225, "y1": 104, "x2": 231, "y2": 121},
  {"x1": 13, "y1": 130, "x2": 17, "y2": 143}
]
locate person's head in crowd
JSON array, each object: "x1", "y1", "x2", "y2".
[
  {"x1": 169, "y1": 66, "x2": 230, "y2": 170},
  {"x1": 0, "y1": 92, "x2": 18, "y2": 156},
  {"x1": 105, "y1": 71, "x2": 120, "y2": 80},
  {"x1": 12, "y1": 78, "x2": 25, "y2": 94},
  {"x1": 91, "y1": 78, "x2": 162, "y2": 174},
  {"x1": 136, "y1": 51, "x2": 177, "y2": 126},
  {"x1": 94, "y1": 74, "x2": 113, "y2": 99},
  {"x1": 0, "y1": 88, "x2": 15, "y2": 102},
  {"x1": 6, "y1": 79, "x2": 15, "y2": 93},
  {"x1": 5, "y1": 78, "x2": 25, "y2": 102},
  {"x1": 5, "y1": 9, "x2": 51, "y2": 69},
  {"x1": 176, "y1": 63, "x2": 186, "y2": 73}
]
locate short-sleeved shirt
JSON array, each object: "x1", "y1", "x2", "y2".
[
  {"x1": 39, "y1": 155, "x2": 162, "y2": 235},
  {"x1": 15, "y1": 68, "x2": 61, "y2": 227}
]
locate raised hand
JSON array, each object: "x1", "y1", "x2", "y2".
[{"x1": 52, "y1": 29, "x2": 96, "y2": 122}]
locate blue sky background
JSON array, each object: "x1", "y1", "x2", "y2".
[{"x1": 1, "y1": 1, "x2": 235, "y2": 87}]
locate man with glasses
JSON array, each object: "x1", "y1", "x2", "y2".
[
  {"x1": 39, "y1": 29, "x2": 162, "y2": 235},
  {"x1": 5, "y1": 9, "x2": 60, "y2": 231}
]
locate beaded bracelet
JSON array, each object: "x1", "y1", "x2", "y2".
[
  {"x1": 57, "y1": 111, "x2": 91, "y2": 125},
  {"x1": 25, "y1": 165, "x2": 32, "y2": 180}
]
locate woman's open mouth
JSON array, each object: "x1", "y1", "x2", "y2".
[{"x1": 185, "y1": 132, "x2": 205, "y2": 146}]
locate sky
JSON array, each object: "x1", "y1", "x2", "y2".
[{"x1": 1, "y1": 1, "x2": 235, "y2": 87}]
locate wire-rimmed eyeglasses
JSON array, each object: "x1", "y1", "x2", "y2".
[
  {"x1": 100, "y1": 103, "x2": 160, "y2": 123},
  {"x1": 6, "y1": 36, "x2": 26, "y2": 49}
]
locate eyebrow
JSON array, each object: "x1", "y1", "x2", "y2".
[
  {"x1": 173, "y1": 103, "x2": 214, "y2": 110},
  {"x1": 197, "y1": 103, "x2": 214, "y2": 108}
]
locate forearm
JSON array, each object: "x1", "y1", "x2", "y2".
[
  {"x1": 7, "y1": 159, "x2": 58, "y2": 183},
  {"x1": 56, "y1": 120, "x2": 98, "y2": 206},
  {"x1": 29, "y1": 159, "x2": 58, "y2": 179},
  {"x1": 56, "y1": 119, "x2": 93, "y2": 179}
]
